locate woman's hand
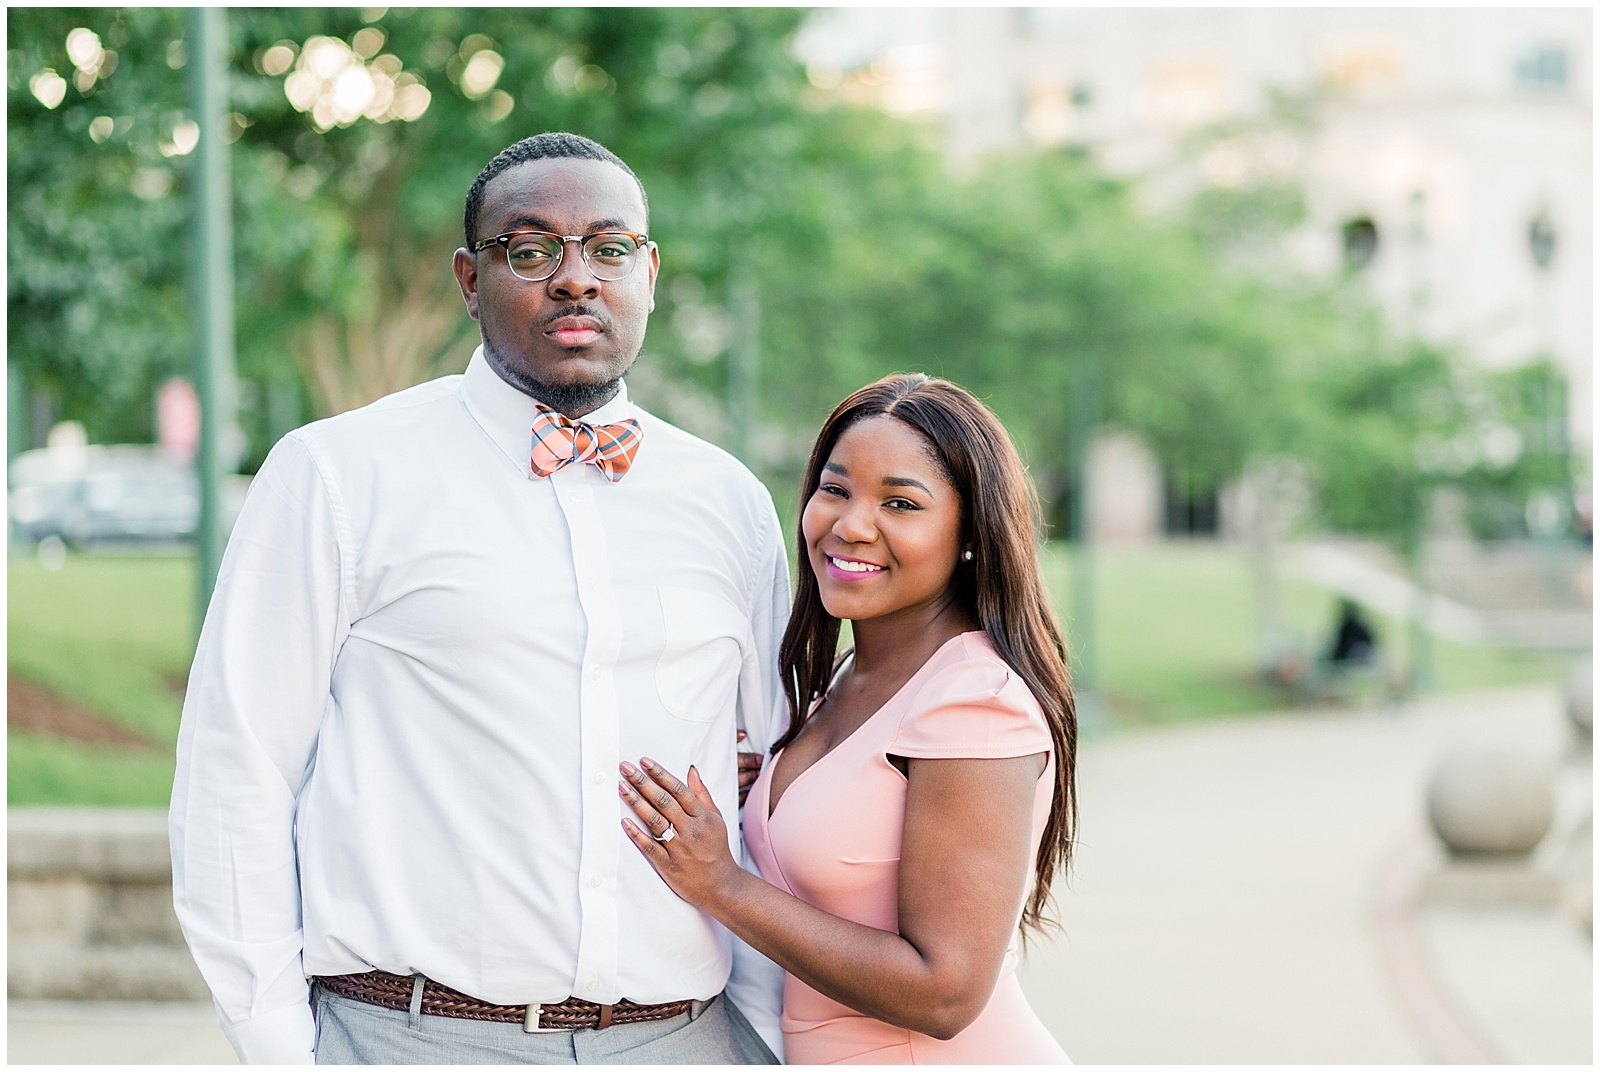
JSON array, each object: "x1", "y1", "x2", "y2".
[{"x1": 620, "y1": 758, "x2": 747, "y2": 909}]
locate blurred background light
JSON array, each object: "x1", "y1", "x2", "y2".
[
  {"x1": 29, "y1": 68, "x2": 66, "y2": 109},
  {"x1": 459, "y1": 49, "x2": 503, "y2": 99},
  {"x1": 279, "y1": 32, "x2": 429, "y2": 130}
]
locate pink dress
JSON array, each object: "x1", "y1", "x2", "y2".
[{"x1": 744, "y1": 631, "x2": 1069, "y2": 1064}]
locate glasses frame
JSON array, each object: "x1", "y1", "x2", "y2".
[{"x1": 470, "y1": 229, "x2": 652, "y2": 283}]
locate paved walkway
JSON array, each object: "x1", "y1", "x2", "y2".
[
  {"x1": 7, "y1": 1002, "x2": 236, "y2": 1064},
  {"x1": 9, "y1": 686, "x2": 1590, "y2": 1064},
  {"x1": 1017, "y1": 683, "x2": 1591, "y2": 1063}
]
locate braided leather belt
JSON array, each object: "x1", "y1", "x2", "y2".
[{"x1": 316, "y1": 970, "x2": 696, "y2": 1032}]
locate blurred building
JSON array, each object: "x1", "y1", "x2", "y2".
[{"x1": 796, "y1": 8, "x2": 1592, "y2": 542}]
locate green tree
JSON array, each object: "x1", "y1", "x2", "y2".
[
  {"x1": 8, "y1": 8, "x2": 196, "y2": 444},
  {"x1": 8, "y1": 7, "x2": 834, "y2": 466},
  {"x1": 13, "y1": 7, "x2": 1571, "y2": 562}
]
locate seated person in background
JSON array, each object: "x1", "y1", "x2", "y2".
[{"x1": 1327, "y1": 598, "x2": 1376, "y2": 668}]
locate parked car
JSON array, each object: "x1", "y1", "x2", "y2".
[{"x1": 8, "y1": 444, "x2": 248, "y2": 547}]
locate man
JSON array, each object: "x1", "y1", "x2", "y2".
[{"x1": 170, "y1": 133, "x2": 788, "y2": 1064}]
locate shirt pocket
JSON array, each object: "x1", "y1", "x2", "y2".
[{"x1": 655, "y1": 585, "x2": 746, "y2": 723}]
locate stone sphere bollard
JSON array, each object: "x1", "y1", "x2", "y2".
[
  {"x1": 1566, "y1": 658, "x2": 1592, "y2": 741},
  {"x1": 1426, "y1": 747, "x2": 1555, "y2": 856}
]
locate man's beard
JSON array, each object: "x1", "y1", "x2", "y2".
[{"x1": 482, "y1": 335, "x2": 633, "y2": 417}]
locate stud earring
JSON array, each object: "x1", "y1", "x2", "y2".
[{"x1": 962, "y1": 550, "x2": 974, "y2": 562}]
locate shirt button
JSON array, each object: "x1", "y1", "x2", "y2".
[
  {"x1": 589, "y1": 875, "x2": 603, "y2": 888},
  {"x1": 588, "y1": 667, "x2": 602, "y2": 681},
  {"x1": 590, "y1": 771, "x2": 605, "y2": 785},
  {"x1": 587, "y1": 979, "x2": 601, "y2": 992}
]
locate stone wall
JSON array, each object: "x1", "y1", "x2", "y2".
[{"x1": 8, "y1": 807, "x2": 210, "y2": 1001}]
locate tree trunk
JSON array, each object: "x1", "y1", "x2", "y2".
[{"x1": 299, "y1": 251, "x2": 477, "y2": 417}]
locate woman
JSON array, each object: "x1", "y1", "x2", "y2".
[{"x1": 620, "y1": 374, "x2": 1076, "y2": 1063}]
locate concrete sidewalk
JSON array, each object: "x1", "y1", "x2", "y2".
[
  {"x1": 10, "y1": 686, "x2": 1590, "y2": 1064},
  {"x1": 1017, "y1": 683, "x2": 1591, "y2": 1063},
  {"x1": 7, "y1": 1001, "x2": 235, "y2": 1064}
]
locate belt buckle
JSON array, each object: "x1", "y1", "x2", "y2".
[{"x1": 523, "y1": 1003, "x2": 566, "y2": 1033}]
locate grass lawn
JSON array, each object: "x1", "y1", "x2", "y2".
[
  {"x1": 7, "y1": 542, "x2": 1568, "y2": 805},
  {"x1": 8, "y1": 552, "x2": 192, "y2": 806},
  {"x1": 1040, "y1": 542, "x2": 1566, "y2": 726},
  {"x1": 823, "y1": 538, "x2": 1554, "y2": 725},
  {"x1": 7, "y1": 730, "x2": 179, "y2": 806}
]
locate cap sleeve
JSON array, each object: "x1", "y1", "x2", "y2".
[{"x1": 888, "y1": 654, "x2": 1053, "y2": 761}]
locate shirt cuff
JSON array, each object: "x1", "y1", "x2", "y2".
[{"x1": 222, "y1": 1001, "x2": 317, "y2": 1064}]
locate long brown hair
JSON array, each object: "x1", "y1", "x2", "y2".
[{"x1": 777, "y1": 373, "x2": 1077, "y2": 933}]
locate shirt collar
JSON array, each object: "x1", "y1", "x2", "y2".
[{"x1": 459, "y1": 346, "x2": 640, "y2": 474}]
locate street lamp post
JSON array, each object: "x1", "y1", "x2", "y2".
[
  {"x1": 188, "y1": 7, "x2": 237, "y2": 640},
  {"x1": 1069, "y1": 364, "x2": 1106, "y2": 729},
  {"x1": 1405, "y1": 189, "x2": 1436, "y2": 695}
]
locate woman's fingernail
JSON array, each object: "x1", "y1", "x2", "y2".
[
  {"x1": 640, "y1": 757, "x2": 657, "y2": 771},
  {"x1": 620, "y1": 761, "x2": 638, "y2": 778}
]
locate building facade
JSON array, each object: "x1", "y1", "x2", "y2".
[{"x1": 797, "y1": 7, "x2": 1593, "y2": 541}]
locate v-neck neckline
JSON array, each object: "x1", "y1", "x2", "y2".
[{"x1": 764, "y1": 631, "x2": 984, "y2": 822}]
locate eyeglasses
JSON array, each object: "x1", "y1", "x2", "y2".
[{"x1": 471, "y1": 230, "x2": 651, "y2": 282}]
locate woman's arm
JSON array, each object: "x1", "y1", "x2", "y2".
[{"x1": 620, "y1": 751, "x2": 1045, "y2": 1040}]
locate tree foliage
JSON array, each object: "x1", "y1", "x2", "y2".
[
  {"x1": 7, "y1": 8, "x2": 1577, "y2": 547},
  {"x1": 9, "y1": 7, "x2": 830, "y2": 460},
  {"x1": 9, "y1": 8, "x2": 195, "y2": 442}
]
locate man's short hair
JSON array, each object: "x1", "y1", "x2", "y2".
[{"x1": 463, "y1": 132, "x2": 649, "y2": 247}]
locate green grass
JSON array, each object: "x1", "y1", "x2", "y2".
[
  {"x1": 1040, "y1": 542, "x2": 1567, "y2": 726},
  {"x1": 8, "y1": 551, "x2": 193, "y2": 805},
  {"x1": 7, "y1": 730, "x2": 176, "y2": 806},
  {"x1": 1042, "y1": 543, "x2": 1280, "y2": 722},
  {"x1": 6, "y1": 542, "x2": 1567, "y2": 804}
]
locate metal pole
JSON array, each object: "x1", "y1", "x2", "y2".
[
  {"x1": 7, "y1": 363, "x2": 26, "y2": 553},
  {"x1": 1069, "y1": 365, "x2": 1105, "y2": 728},
  {"x1": 189, "y1": 7, "x2": 236, "y2": 639},
  {"x1": 1403, "y1": 190, "x2": 1435, "y2": 693},
  {"x1": 1407, "y1": 546, "x2": 1435, "y2": 695},
  {"x1": 8, "y1": 362, "x2": 27, "y2": 465}
]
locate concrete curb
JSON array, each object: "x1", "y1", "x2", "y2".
[{"x1": 1373, "y1": 830, "x2": 1501, "y2": 1063}]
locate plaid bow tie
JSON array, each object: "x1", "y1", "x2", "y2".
[{"x1": 530, "y1": 405, "x2": 643, "y2": 483}]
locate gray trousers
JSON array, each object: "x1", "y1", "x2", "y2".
[{"x1": 311, "y1": 983, "x2": 778, "y2": 1065}]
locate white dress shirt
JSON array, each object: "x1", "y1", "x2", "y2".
[{"x1": 170, "y1": 349, "x2": 791, "y2": 1063}]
